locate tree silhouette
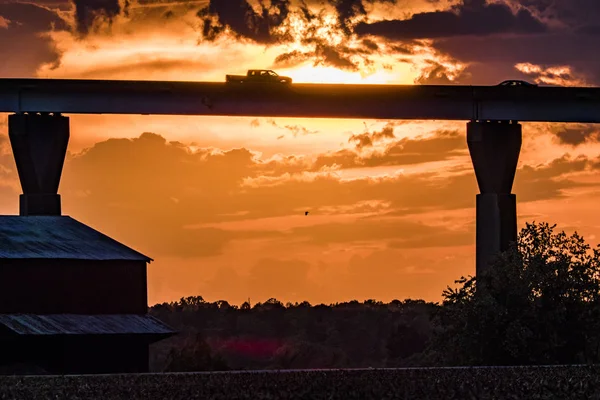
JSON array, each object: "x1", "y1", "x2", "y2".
[{"x1": 433, "y1": 222, "x2": 600, "y2": 365}]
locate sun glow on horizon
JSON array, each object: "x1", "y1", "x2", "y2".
[
  {"x1": 39, "y1": 28, "x2": 416, "y2": 85},
  {"x1": 36, "y1": 2, "x2": 439, "y2": 86},
  {"x1": 281, "y1": 64, "x2": 413, "y2": 84}
]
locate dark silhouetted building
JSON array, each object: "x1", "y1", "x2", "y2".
[
  {"x1": 0, "y1": 113, "x2": 175, "y2": 374},
  {"x1": 0, "y1": 216, "x2": 175, "y2": 374}
]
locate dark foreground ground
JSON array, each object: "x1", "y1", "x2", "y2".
[{"x1": 2, "y1": 366, "x2": 600, "y2": 400}]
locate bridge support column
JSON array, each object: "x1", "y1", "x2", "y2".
[
  {"x1": 467, "y1": 121, "x2": 522, "y2": 278},
  {"x1": 8, "y1": 113, "x2": 70, "y2": 216}
]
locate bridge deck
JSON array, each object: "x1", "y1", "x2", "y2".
[{"x1": 0, "y1": 79, "x2": 599, "y2": 122}]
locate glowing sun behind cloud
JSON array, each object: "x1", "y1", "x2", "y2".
[
  {"x1": 282, "y1": 64, "x2": 405, "y2": 84},
  {"x1": 35, "y1": 2, "x2": 465, "y2": 86}
]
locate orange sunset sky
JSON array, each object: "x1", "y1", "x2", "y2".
[{"x1": 1, "y1": 0, "x2": 600, "y2": 306}]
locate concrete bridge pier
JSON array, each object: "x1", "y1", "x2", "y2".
[
  {"x1": 8, "y1": 113, "x2": 70, "y2": 216},
  {"x1": 467, "y1": 120, "x2": 522, "y2": 278}
]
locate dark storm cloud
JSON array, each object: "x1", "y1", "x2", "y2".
[
  {"x1": 550, "y1": 125, "x2": 600, "y2": 146},
  {"x1": 197, "y1": 0, "x2": 394, "y2": 49},
  {"x1": 577, "y1": 25, "x2": 600, "y2": 35},
  {"x1": 389, "y1": 43, "x2": 415, "y2": 55},
  {"x1": 198, "y1": 0, "x2": 291, "y2": 44},
  {"x1": 354, "y1": 0, "x2": 547, "y2": 39},
  {"x1": 273, "y1": 50, "x2": 312, "y2": 68},
  {"x1": 2, "y1": 0, "x2": 134, "y2": 38},
  {"x1": 0, "y1": 2, "x2": 66, "y2": 30},
  {"x1": 72, "y1": 0, "x2": 128, "y2": 34},
  {"x1": 330, "y1": 0, "x2": 396, "y2": 34},
  {"x1": 0, "y1": 2, "x2": 68, "y2": 76},
  {"x1": 348, "y1": 0, "x2": 600, "y2": 85},
  {"x1": 197, "y1": 0, "x2": 398, "y2": 44},
  {"x1": 330, "y1": 0, "x2": 369, "y2": 34},
  {"x1": 361, "y1": 38, "x2": 378, "y2": 50},
  {"x1": 433, "y1": 33, "x2": 600, "y2": 84},
  {"x1": 197, "y1": 0, "x2": 384, "y2": 70},
  {"x1": 272, "y1": 38, "x2": 377, "y2": 71},
  {"x1": 312, "y1": 43, "x2": 358, "y2": 70},
  {"x1": 516, "y1": 0, "x2": 600, "y2": 29},
  {"x1": 432, "y1": 34, "x2": 596, "y2": 66}
]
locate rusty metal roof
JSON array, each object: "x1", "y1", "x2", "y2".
[
  {"x1": 0, "y1": 216, "x2": 151, "y2": 261},
  {"x1": 0, "y1": 314, "x2": 175, "y2": 336}
]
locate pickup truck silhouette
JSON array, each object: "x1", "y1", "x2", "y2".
[{"x1": 226, "y1": 70, "x2": 292, "y2": 84}]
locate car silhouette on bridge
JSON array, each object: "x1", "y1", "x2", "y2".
[
  {"x1": 497, "y1": 80, "x2": 538, "y2": 87},
  {"x1": 226, "y1": 70, "x2": 292, "y2": 84}
]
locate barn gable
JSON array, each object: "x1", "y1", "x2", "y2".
[{"x1": 0, "y1": 216, "x2": 151, "y2": 261}]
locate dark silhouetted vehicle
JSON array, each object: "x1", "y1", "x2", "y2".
[
  {"x1": 497, "y1": 80, "x2": 538, "y2": 87},
  {"x1": 226, "y1": 70, "x2": 292, "y2": 84}
]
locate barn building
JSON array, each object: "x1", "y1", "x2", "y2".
[{"x1": 0, "y1": 113, "x2": 175, "y2": 374}]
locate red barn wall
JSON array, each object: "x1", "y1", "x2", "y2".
[{"x1": 0, "y1": 259, "x2": 148, "y2": 314}]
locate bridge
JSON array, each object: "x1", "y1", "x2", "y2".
[
  {"x1": 1, "y1": 79, "x2": 600, "y2": 121},
  {"x1": 2, "y1": 78, "x2": 600, "y2": 277}
]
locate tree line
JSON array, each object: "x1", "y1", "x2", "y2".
[{"x1": 149, "y1": 222, "x2": 600, "y2": 371}]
